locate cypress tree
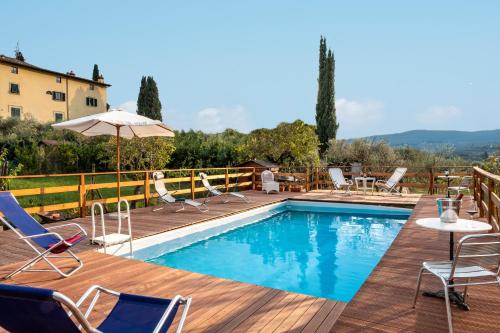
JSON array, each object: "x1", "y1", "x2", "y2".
[
  {"x1": 92, "y1": 64, "x2": 100, "y2": 81},
  {"x1": 315, "y1": 37, "x2": 339, "y2": 155},
  {"x1": 137, "y1": 76, "x2": 147, "y2": 116},
  {"x1": 137, "y1": 76, "x2": 163, "y2": 121}
]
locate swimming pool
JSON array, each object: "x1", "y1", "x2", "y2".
[{"x1": 131, "y1": 200, "x2": 411, "y2": 302}]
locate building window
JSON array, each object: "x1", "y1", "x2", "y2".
[
  {"x1": 54, "y1": 112, "x2": 64, "y2": 122},
  {"x1": 86, "y1": 97, "x2": 98, "y2": 107},
  {"x1": 56, "y1": 76, "x2": 62, "y2": 83},
  {"x1": 10, "y1": 106, "x2": 21, "y2": 119},
  {"x1": 9, "y1": 83, "x2": 20, "y2": 94},
  {"x1": 89, "y1": 84, "x2": 95, "y2": 90},
  {"x1": 52, "y1": 91, "x2": 66, "y2": 101},
  {"x1": 11, "y1": 66, "x2": 18, "y2": 74}
]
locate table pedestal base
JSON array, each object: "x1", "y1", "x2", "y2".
[{"x1": 422, "y1": 290, "x2": 470, "y2": 311}]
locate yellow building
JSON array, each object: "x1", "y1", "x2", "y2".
[{"x1": 0, "y1": 54, "x2": 111, "y2": 123}]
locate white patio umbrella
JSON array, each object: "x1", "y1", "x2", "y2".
[{"x1": 52, "y1": 108, "x2": 175, "y2": 200}]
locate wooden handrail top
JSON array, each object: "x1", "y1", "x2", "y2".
[{"x1": 473, "y1": 166, "x2": 500, "y2": 183}]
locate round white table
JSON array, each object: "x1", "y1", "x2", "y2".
[
  {"x1": 415, "y1": 217, "x2": 492, "y2": 310},
  {"x1": 416, "y1": 218, "x2": 492, "y2": 259}
]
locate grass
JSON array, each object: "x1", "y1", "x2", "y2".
[
  {"x1": 7, "y1": 174, "x2": 150, "y2": 217},
  {"x1": 5, "y1": 173, "x2": 217, "y2": 218}
]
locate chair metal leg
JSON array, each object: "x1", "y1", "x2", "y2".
[
  {"x1": 463, "y1": 279, "x2": 470, "y2": 303},
  {"x1": 413, "y1": 267, "x2": 424, "y2": 307},
  {"x1": 175, "y1": 202, "x2": 185, "y2": 212},
  {"x1": 3, "y1": 251, "x2": 46, "y2": 279},
  {"x1": 443, "y1": 281, "x2": 454, "y2": 333}
]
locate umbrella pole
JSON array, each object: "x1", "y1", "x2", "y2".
[{"x1": 116, "y1": 126, "x2": 121, "y2": 202}]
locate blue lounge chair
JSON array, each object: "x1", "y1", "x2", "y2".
[
  {"x1": 0, "y1": 192, "x2": 87, "y2": 279},
  {"x1": 0, "y1": 283, "x2": 191, "y2": 333}
]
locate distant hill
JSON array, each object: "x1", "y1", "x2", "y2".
[{"x1": 354, "y1": 129, "x2": 500, "y2": 160}]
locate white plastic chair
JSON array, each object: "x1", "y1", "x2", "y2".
[
  {"x1": 328, "y1": 168, "x2": 353, "y2": 195},
  {"x1": 261, "y1": 170, "x2": 279, "y2": 194},
  {"x1": 413, "y1": 233, "x2": 500, "y2": 333}
]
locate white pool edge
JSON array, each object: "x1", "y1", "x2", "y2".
[
  {"x1": 102, "y1": 199, "x2": 412, "y2": 257},
  {"x1": 102, "y1": 201, "x2": 286, "y2": 256}
]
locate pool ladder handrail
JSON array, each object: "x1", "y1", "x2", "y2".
[{"x1": 90, "y1": 199, "x2": 133, "y2": 257}]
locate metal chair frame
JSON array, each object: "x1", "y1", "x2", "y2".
[
  {"x1": 413, "y1": 233, "x2": 500, "y2": 333},
  {"x1": 199, "y1": 172, "x2": 250, "y2": 203},
  {"x1": 51, "y1": 285, "x2": 190, "y2": 333},
  {"x1": 152, "y1": 172, "x2": 208, "y2": 212},
  {"x1": 0, "y1": 217, "x2": 86, "y2": 279}
]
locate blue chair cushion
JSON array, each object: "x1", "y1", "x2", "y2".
[
  {"x1": 97, "y1": 293, "x2": 179, "y2": 333},
  {"x1": 0, "y1": 284, "x2": 80, "y2": 333},
  {"x1": 0, "y1": 192, "x2": 59, "y2": 249}
]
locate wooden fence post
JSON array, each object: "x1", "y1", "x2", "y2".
[
  {"x1": 225, "y1": 168, "x2": 229, "y2": 192},
  {"x1": 144, "y1": 171, "x2": 150, "y2": 207},
  {"x1": 473, "y1": 169, "x2": 478, "y2": 202},
  {"x1": 315, "y1": 167, "x2": 319, "y2": 190},
  {"x1": 305, "y1": 167, "x2": 310, "y2": 192},
  {"x1": 252, "y1": 167, "x2": 256, "y2": 190},
  {"x1": 79, "y1": 174, "x2": 86, "y2": 218},
  {"x1": 190, "y1": 170, "x2": 195, "y2": 200},
  {"x1": 487, "y1": 178, "x2": 494, "y2": 225},
  {"x1": 479, "y1": 174, "x2": 485, "y2": 217},
  {"x1": 428, "y1": 167, "x2": 434, "y2": 195}
]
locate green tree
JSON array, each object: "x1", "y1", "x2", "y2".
[
  {"x1": 101, "y1": 137, "x2": 175, "y2": 171},
  {"x1": 242, "y1": 120, "x2": 320, "y2": 166},
  {"x1": 92, "y1": 64, "x2": 100, "y2": 81},
  {"x1": 169, "y1": 129, "x2": 247, "y2": 168},
  {"x1": 137, "y1": 76, "x2": 163, "y2": 121},
  {"x1": 315, "y1": 37, "x2": 338, "y2": 155}
]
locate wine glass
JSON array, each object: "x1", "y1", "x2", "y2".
[{"x1": 466, "y1": 198, "x2": 478, "y2": 220}]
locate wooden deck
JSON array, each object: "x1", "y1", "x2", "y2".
[
  {"x1": 0, "y1": 191, "x2": 498, "y2": 332},
  {"x1": 333, "y1": 195, "x2": 500, "y2": 332}
]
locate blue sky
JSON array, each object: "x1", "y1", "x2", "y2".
[{"x1": 2, "y1": 1, "x2": 499, "y2": 138}]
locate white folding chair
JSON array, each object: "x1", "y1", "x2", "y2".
[{"x1": 328, "y1": 168, "x2": 353, "y2": 195}]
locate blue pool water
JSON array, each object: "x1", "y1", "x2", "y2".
[{"x1": 141, "y1": 201, "x2": 411, "y2": 302}]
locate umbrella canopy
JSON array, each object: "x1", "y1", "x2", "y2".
[
  {"x1": 52, "y1": 108, "x2": 175, "y2": 201},
  {"x1": 52, "y1": 109, "x2": 175, "y2": 138}
]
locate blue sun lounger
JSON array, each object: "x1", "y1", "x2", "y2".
[
  {"x1": 0, "y1": 192, "x2": 87, "y2": 279},
  {"x1": 0, "y1": 283, "x2": 191, "y2": 333}
]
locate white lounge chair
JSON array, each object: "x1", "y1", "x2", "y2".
[
  {"x1": 328, "y1": 168, "x2": 353, "y2": 195},
  {"x1": 448, "y1": 176, "x2": 472, "y2": 196},
  {"x1": 375, "y1": 167, "x2": 407, "y2": 195},
  {"x1": 261, "y1": 170, "x2": 280, "y2": 194},
  {"x1": 413, "y1": 233, "x2": 500, "y2": 333},
  {"x1": 153, "y1": 172, "x2": 208, "y2": 212},
  {"x1": 199, "y1": 172, "x2": 249, "y2": 203}
]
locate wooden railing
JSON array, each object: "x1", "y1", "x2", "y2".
[
  {"x1": 0, "y1": 164, "x2": 474, "y2": 219},
  {"x1": 1, "y1": 167, "x2": 256, "y2": 217},
  {"x1": 310, "y1": 165, "x2": 472, "y2": 195},
  {"x1": 472, "y1": 166, "x2": 500, "y2": 232}
]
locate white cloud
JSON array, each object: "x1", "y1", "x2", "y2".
[
  {"x1": 336, "y1": 98, "x2": 385, "y2": 137},
  {"x1": 416, "y1": 106, "x2": 462, "y2": 126},
  {"x1": 194, "y1": 105, "x2": 252, "y2": 133},
  {"x1": 166, "y1": 105, "x2": 253, "y2": 133}
]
